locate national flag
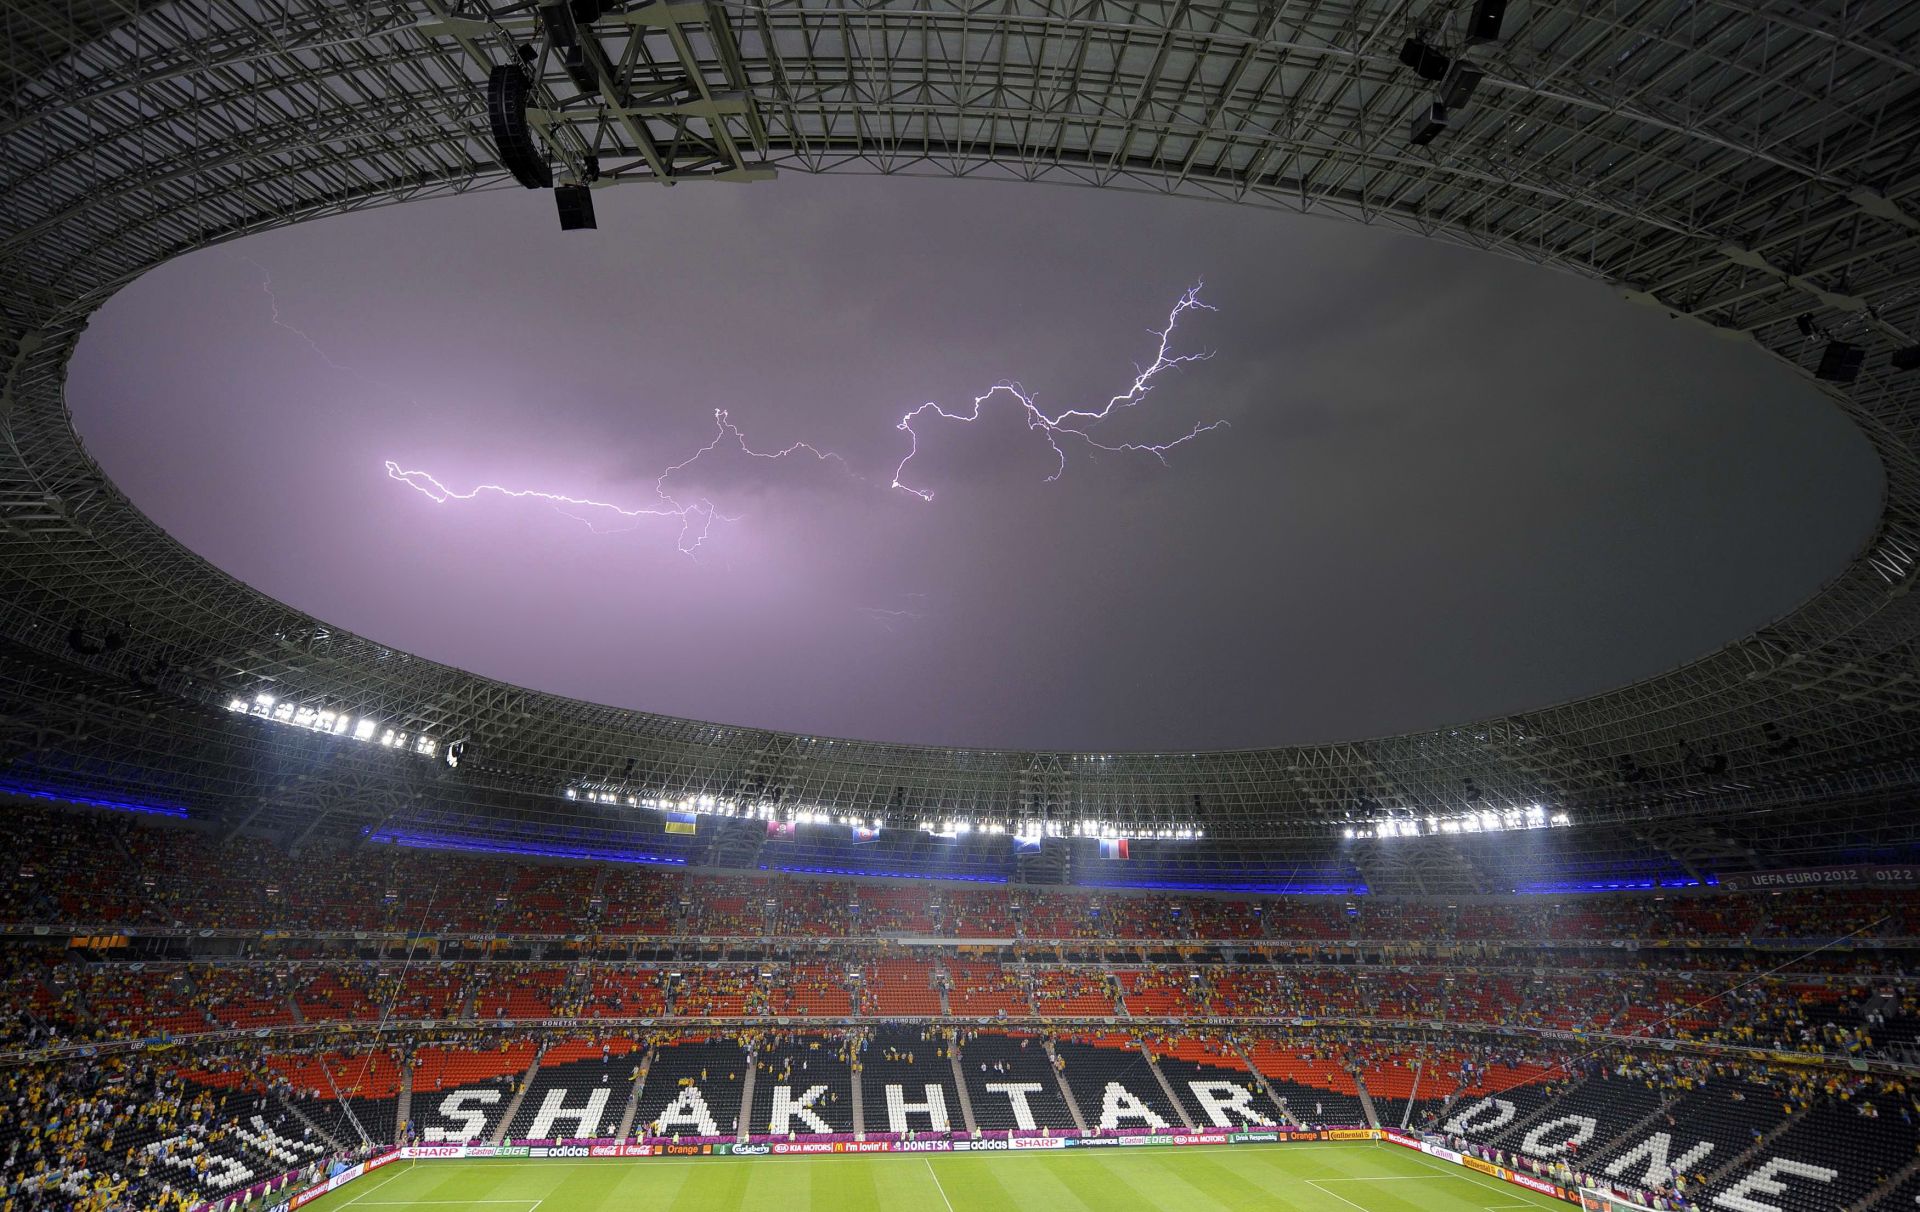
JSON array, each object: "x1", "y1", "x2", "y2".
[
  {"x1": 664, "y1": 811, "x2": 698, "y2": 836},
  {"x1": 1097, "y1": 838, "x2": 1129, "y2": 860},
  {"x1": 851, "y1": 825, "x2": 880, "y2": 842}
]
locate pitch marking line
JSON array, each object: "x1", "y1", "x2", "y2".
[
  {"x1": 1392, "y1": 1147, "x2": 1564, "y2": 1209},
  {"x1": 331, "y1": 1166, "x2": 412, "y2": 1209},
  {"x1": 924, "y1": 1159, "x2": 958, "y2": 1212},
  {"x1": 1305, "y1": 1180, "x2": 1375, "y2": 1212}
]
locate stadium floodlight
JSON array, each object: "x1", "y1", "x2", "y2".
[
  {"x1": 1347, "y1": 806, "x2": 1570, "y2": 839},
  {"x1": 232, "y1": 686, "x2": 436, "y2": 758}
]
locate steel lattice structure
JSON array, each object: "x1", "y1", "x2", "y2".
[{"x1": 2, "y1": 0, "x2": 1919, "y2": 890}]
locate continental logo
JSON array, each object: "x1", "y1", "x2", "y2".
[
  {"x1": 1326, "y1": 1129, "x2": 1378, "y2": 1141},
  {"x1": 1464, "y1": 1157, "x2": 1501, "y2": 1176}
]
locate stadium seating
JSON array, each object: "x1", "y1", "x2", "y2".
[
  {"x1": 955, "y1": 1032, "x2": 1076, "y2": 1133},
  {"x1": 2, "y1": 803, "x2": 1918, "y2": 1211},
  {"x1": 1053, "y1": 1038, "x2": 1187, "y2": 1131},
  {"x1": 860, "y1": 1028, "x2": 964, "y2": 1136},
  {"x1": 637, "y1": 1036, "x2": 748, "y2": 1140},
  {"x1": 1147, "y1": 1041, "x2": 1282, "y2": 1131},
  {"x1": 748, "y1": 1033, "x2": 855, "y2": 1136},
  {"x1": 507, "y1": 1047, "x2": 635, "y2": 1140}
]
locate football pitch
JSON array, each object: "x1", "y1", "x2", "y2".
[{"x1": 300, "y1": 1142, "x2": 1568, "y2": 1212}]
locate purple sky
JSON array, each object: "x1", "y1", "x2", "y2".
[{"x1": 68, "y1": 175, "x2": 1879, "y2": 751}]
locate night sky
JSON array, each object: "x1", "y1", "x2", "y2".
[{"x1": 67, "y1": 174, "x2": 1880, "y2": 752}]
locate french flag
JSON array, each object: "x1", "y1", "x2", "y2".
[{"x1": 1098, "y1": 838, "x2": 1129, "y2": 860}]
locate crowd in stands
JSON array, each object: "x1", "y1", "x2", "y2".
[
  {"x1": 1, "y1": 805, "x2": 1918, "y2": 1210},
  {"x1": 10, "y1": 806, "x2": 1918, "y2": 945}
]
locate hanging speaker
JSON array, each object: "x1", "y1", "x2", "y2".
[
  {"x1": 1465, "y1": 0, "x2": 1506, "y2": 43},
  {"x1": 1398, "y1": 38, "x2": 1451, "y2": 82},
  {"x1": 1409, "y1": 101, "x2": 1449, "y2": 147},
  {"x1": 488, "y1": 64, "x2": 553, "y2": 190},
  {"x1": 555, "y1": 183, "x2": 597, "y2": 231},
  {"x1": 1816, "y1": 341, "x2": 1864, "y2": 383}
]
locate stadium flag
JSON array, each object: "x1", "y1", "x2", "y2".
[
  {"x1": 1098, "y1": 838, "x2": 1130, "y2": 860},
  {"x1": 766, "y1": 820, "x2": 796, "y2": 838},
  {"x1": 665, "y1": 811, "x2": 698, "y2": 836},
  {"x1": 851, "y1": 825, "x2": 880, "y2": 842}
]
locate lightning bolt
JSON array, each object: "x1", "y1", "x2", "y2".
[
  {"x1": 888, "y1": 283, "x2": 1225, "y2": 501},
  {"x1": 386, "y1": 408, "x2": 852, "y2": 555},
  {"x1": 855, "y1": 593, "x2": 928, "y2": 631},
  {"x1": 385, "y1": 284, "x2": 1223, "y2": 552},
  {"x1": 249, "y1": 257, "x2": 355, "y2": 374}
]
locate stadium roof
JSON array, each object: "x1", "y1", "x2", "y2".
[{"x1": 2, "y1": 0, "x2": 1918, "y2": 889}]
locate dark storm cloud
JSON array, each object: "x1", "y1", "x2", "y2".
[{"x1": 66, "y1": 174, "x2": 1880, "y2": 751}]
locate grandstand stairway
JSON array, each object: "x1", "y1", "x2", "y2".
[
  {"x1": 614, "y1": 1047, "x2": 651, "y2": 1141},
  {"x1": 948, "y1": 1045, "x2": 980, "y2": 1134},
  {"x1": 737, "y1": 1054, "x2": 757, "y2": 1141},
  {"x1": 1586, "y1": 1090, "x2": 1686, "y2": 1173},
  {"x1": 489, "y1": 1045, "x2": 542, "y2": 1145},
  {"x1": 1141, "y1": 1043, "x2": 1197, "y2": 1130},
  {"x1": 394, "y1": 1060, "x2": 413, "y2": 1141},
  {"x1": 1353, "y1": 1072, "x2": 1381, "y2": 1129},
  {"x1": 1233, "y1": 1043, "x2": 1303, "y2": 1128},
  {"x1": 1854, "y1": 1154, "x2": 1920, "y2": 1212},
  {"x1": 273, "y1": 1090, "x2": 344, "y2": 1152},
  {"x1": 1492, "y1": 1074, "x2": 1592, "y2": 1151},
  {"x1": 851, "y1": 1055, "x2": 866, "y2": 1137},
  {"x1": 1042, "y1": 1039, "x2": 1089, "y2": 1133},
  {"x1": 1702, "y1": 1100, "x2": 1809, "y2": 1189},
  {"x1": 1394, "y1": 1058, "x2": 1424, "y2": 1129}
]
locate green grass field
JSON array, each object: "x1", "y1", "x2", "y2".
[{"x1": 301, "y1": 1142, "x2": 1568, "y2": 1212}]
